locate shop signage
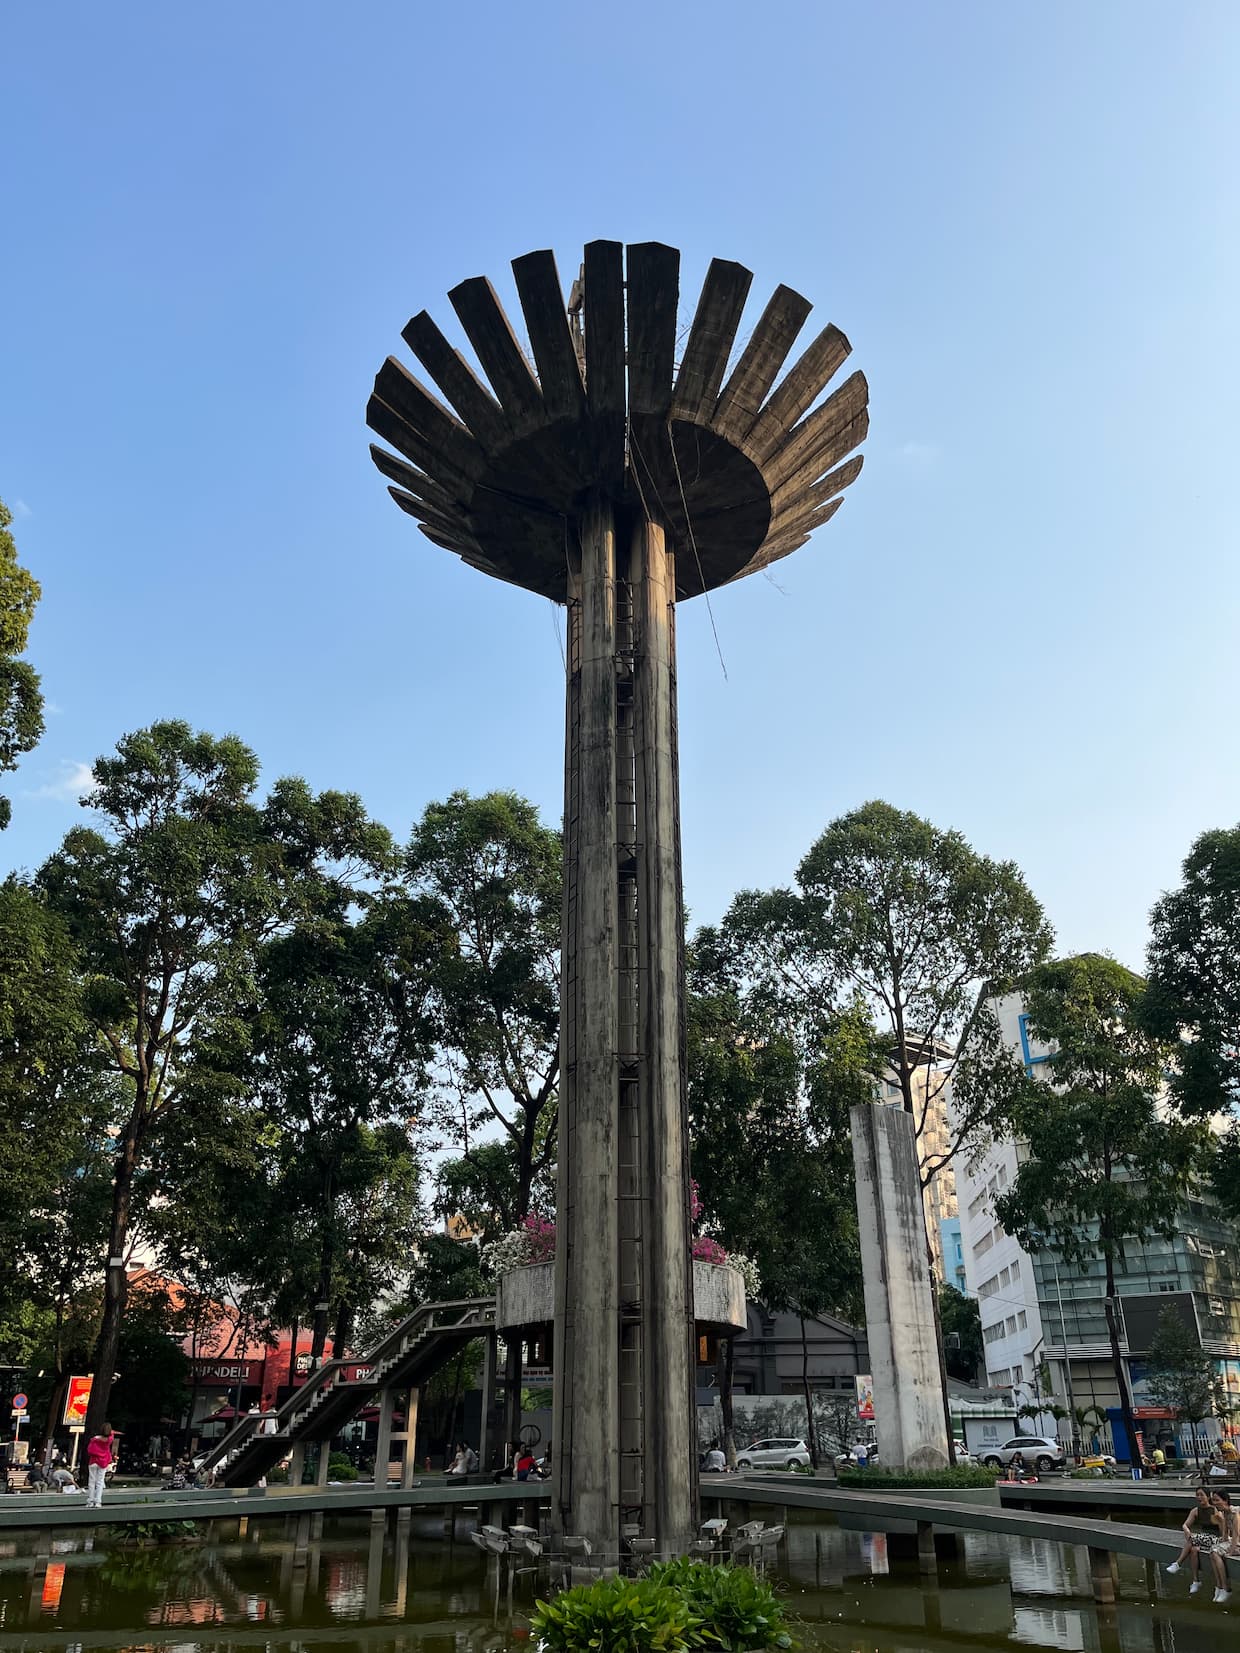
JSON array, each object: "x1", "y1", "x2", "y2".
[{"x1": 190, "y1": 1359, "x2": 266, "y2": 1387}]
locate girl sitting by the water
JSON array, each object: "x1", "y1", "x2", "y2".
[{"x1": 1166, "y1": 1487, "x2": 1215, "y2": 1593}]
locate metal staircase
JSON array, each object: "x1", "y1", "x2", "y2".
[{"x1": 199, "y1": 1297, "x2": 496, "y2": 1487}]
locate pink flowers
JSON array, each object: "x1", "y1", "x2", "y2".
[
  {"x1": 484, "y1": 1193, "x2": 760, "y2": 1298},
  {"x1": 519, "y1": 1213, "x2": 557, "y2": 1264}
]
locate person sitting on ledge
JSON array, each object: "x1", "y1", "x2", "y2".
[{"x1": 1166, "y1": 1487, "x2": 1215, "y2": 1594}]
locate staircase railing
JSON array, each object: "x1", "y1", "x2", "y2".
[{"x1": 199, "y1": 1297, "x2": 496, "y2": 1473}]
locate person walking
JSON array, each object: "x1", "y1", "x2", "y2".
[{"x1": 84, "y1": 1425, "x2": 116, "y2": 1509}]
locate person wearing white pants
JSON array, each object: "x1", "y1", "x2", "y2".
[{"x1": 84, "y1": 1425, "x2": 116, "y2": 1509}]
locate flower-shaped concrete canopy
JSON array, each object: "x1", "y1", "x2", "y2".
[{"x1": 367, "y1": 241, "x2": 867, "y2": 602}]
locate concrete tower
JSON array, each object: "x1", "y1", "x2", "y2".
[{"x1": 367, "y1": 241, "x2": 868, "y2": 1555}]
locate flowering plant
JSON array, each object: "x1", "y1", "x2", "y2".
[
  {"x1": 483, "y1": 1202, "x2": 760, "y2": 1297},
  {"x1": 481, "y1": 1213, "x2": 556, "y2": 1277}
]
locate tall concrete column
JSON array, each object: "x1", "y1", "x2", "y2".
[
  {"x1": 850, "y1": 1103, "x2": 950, "y2": 1471},
  {"x1": 632, "y1": 518, "x2": 695, "y2": 1552},
  {"x1": 553, "y1": 496, "x2": 621, "y2": 1548},
  {"x1": 551, "y1": 506, "x2": 695, "y2": 1556}
]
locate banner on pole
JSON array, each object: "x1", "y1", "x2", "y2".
[
  {"x1": 63, "y1": 1376, "x2": 93, "y2": 1426},
  {"x1": 855, "y1": 1374, "x2": 875, "y2": 1421}
]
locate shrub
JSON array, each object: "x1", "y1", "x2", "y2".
[
  {"x1": 531, "y1": 1562, "x2": 792, "y2": 1653},
  {"x1": 648, "y1": 1559, "x2": 791, "y2": 1651},
  {"x1": 531, "y1": 1574, "x2": 701, "y2": 1653},
  {"x1": 836, "y1": 1465, "x2": 998, "y2": 1490},
  {"x1": 327, "y1": 1454, "x2": 359, "y2": 1482}
]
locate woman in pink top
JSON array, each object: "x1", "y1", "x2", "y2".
[{"x1": 85, "y1": 1425, "x2": 115, "y2": 1509}]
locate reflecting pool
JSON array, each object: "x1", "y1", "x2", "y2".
[{"x1": 0, "y1": 1509, "x2": 1228, "y2": 1651}]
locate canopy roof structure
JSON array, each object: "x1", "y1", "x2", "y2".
[{"x1": 367, "y1": 240, "x2": 867, "y2": 600}]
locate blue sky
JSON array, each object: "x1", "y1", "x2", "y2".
[{"x1": 2, "y1": 1, "x2": 1237, "y2": 971}]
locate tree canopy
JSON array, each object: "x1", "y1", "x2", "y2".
[
  {"x1": 36, "y1": 721, "x2": 405, "y2": 1434},
  {"x1": 1144, "y1": 823, "x2": 1240, "y2": 1118},
  {"x1": 709, "y1": 800, "x2": 1052, "y2": 1183},
  {"x1": 405, "y1": 790, "x2": 561, "y2": 1231},
  {"x1": 992, "y1": 953, "x2": 1211, "y2": 1463},
  {"x1": 0, "y1": 498, "x2": 44, "y2": 829}
]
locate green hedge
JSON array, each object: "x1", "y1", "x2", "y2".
[{"x1": 837, "y1": 1465, "x2": 999, "y2": 1490}]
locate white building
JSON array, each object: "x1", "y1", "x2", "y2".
[{"x1": 952, "y1": 994, "x2": 1046, "y2": 1401}]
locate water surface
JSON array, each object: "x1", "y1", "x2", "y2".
[{"x1": 0, "y1": 1509, "x2": 1226, "y2": 1652}]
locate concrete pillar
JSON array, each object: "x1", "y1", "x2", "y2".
[
  {"x1": 553, "y1": 495, "x2": 621, "y2": 1549},
  {"x1": 289, "y1": 1441, "x2": 305, "y2": 1487},
  {"x1": 479, "y1": 1334, "x2": 497, "y2": 1472},
  {"x1": 632, "y1": 516, "x2": 695, "y2": 1554},
  {"x1": 374, "y1": 1387, "x2": 395, "y2": 1488},
  {"x1": 1089, "y1": 1545, "x2": 1118, "y2": 1604},
  {"x1": 917, "y1": 1521, "x2": 938, "y2": 1577},
  {"x1": 401, "y1": 1390, "x2": 420, "y2": 1487},
  {"x1": 850, "y1": 1103, "x2": 950, "y2": 1471},
  {"x1": 552, "y1": 502, "x2": 696, "y2": 1556}
]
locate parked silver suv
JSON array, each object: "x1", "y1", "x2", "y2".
[
  {"x1": 735, "y1": 1437, "x2": 812, "y2": 1470},
  {"x1": 979, "y1": 1435, "x2": 1065, "y2": 1473}
]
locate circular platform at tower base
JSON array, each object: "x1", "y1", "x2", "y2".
[{"x1": 495, "y1": 1260, "x2": 747, "y2": 1335}]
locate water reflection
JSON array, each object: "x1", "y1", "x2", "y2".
[{"x1": 0, "y1": 1509, "x2": 1228, "y2": 1652}]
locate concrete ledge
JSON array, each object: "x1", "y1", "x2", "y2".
[
  {"x1": 704, "y1": 1476, "x2": 1238, "y2": 1579},
  {"x1": 0, "y1": 1479, "x2": 551, "y2": 1533},
  {"x1": 496, "y1": 1259, "x2": 746, "y2": 1333}
]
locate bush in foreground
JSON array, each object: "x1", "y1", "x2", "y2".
[
  {"x1": 836, "y1": 1465, "x2": 998, "y2": 1490},
  {"x1": 530, "y1": 1561, "x2": 791, "y2": 1653}
]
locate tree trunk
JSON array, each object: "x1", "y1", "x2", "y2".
[
  {"x1": 799, "y1": 1314, "x2": 820, "y2": 1468},
  {"x1": 84, "y1": 1119, "x2": 141, "y2": 1440},
  {"x1": 332, "y1": 1299, "x2": 353, "y2": 1360},
  {"x1": 287, "y1": 1313, "x2": 300, "y2": 1394},
  {"x1": 310, "y1": 1191, "x2": 335, "y2": 1368},
  {"x1": 1103, "y1": 1265, "x2": 1140, "y2": 1469},
  {"x1": 716, "y1": 1337, "x2": 737, "y2": 1467}
]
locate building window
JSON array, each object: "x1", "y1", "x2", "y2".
[{"x1": 1018, "y1": 1310, "x2": 1027, "y2": 1330}]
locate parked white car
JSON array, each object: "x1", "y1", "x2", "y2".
[
  {"x1": 735, "y1": 1437, "x2": 812, "y2": 1470},
  {"x1": 978, "y1": 1435, "x2": 1065, "y2": 1473}
]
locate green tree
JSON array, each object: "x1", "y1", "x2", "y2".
[
  {"x1": 992, "y1": 955, "x2": 1211, "y2": 1467},
  {"x1": 717, "y1": 801, "x2": 1052, "y2": 1178},
  {"x1": 0, "y1": 880, "x2": 92, "y2": 1255},
  {"x1": 0, "y1": 498, "x2": 44, "y2": 829},
  {"x1": 710, "y1": 803, "x2": 1050, "y2": 1461},
  {"x1": 939, "y1": 1283, "x2": 983, "y2": 1382},
  {"x1": 1143, "y1": 1305, "x2": 1219, "y2": 1465},
  {"x1": 241, "y1": 891, "x2": 437, "y2": 1363},
  {"x1": 37, "y1": 723, "x2": 391, "y2": 1436},
  {"x1": 404, "y1": 791, "x2": 561, "y2": 1230},
  {"x1": 1142, "y1": 825, "x2": 1240, "y2": 1225},
  {"x1": 431, "y1": 1143, "x2": 548, "y2": 1252},
  {"x1": 1143, "y1": 824, "x2": 1240, "y2": 1118}
]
